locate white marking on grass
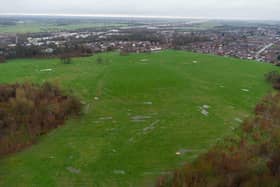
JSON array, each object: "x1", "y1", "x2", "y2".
[
  {"x1": 113, "y1": 170, "x2": 126, "y2": 175},
  {"x1": 143, "y1": 120, "x2": 160, "y2": 134},
  {"x1": 199, "y1": 105, "x2": 210, "y2": 116},
  {"x1": 40, "y1": 68, "x2": 53, "y2": 72},
  {"x1": 176, "y1": 152, "x2": 181, "y2": 155},
  {"x1": 176, "y1": 149, "x2": 193, "y2": 155},
  {"x1": 201, "y1": 109, "x2": 208, "y2": 116},
  {"x1": 202, "y1": 105, "x2": 210, "y2": 109},
  {"x1": 138, "y1": 59, "x2": 149, "y2": 64},
  {"x1": 141, "y1": 59, "x2": 148, "y2": 62},
  {"x1": 66, "y1": 167, "x2": 80, "y2": 174},
  {"x1": 241, "y1": 89, "x2": 249, "y2": 92},
  {"x1": 131, "y1": 115, "x2": 151, "y2": 122},
  {"x1": 234, "y1": 118, "x2": 243, "y2": 123},
  {"x1": 99, "y1": 117, "x2": 113, "y2": 120},
  {"x1": 143, "y1": 101, "x2": 153, "y2": 105}
]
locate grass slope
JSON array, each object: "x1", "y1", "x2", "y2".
[{"x1": 0, "y1": 50, "x2": 277, "y2": 186}]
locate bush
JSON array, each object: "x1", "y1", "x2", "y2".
[
  {"x1": 0, "y1": 82, "x2": 81, "y2": 155},
  {"x1": 0, "y1": 56, "x2": 6, "y2": 63},
  {"x1": 265, "y1": 71, "x2": 280, "y2": 83},
  {"x1": 265, "y1": 71, "x2": 280, "y2": 90},
  {"x1": 156, "y1": 92, "x2": 280, "y2": 187}
]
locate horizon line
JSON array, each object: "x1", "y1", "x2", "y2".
[{"x1": 0, "y1": 13, "x2": 278, "y2": 22}]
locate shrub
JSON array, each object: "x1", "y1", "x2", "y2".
[
  {"x1": 0, "y1": 82, "x2": 81, "y2": 155},
  {"x1": 0, "y1": 56, "x2": 6, "y2": 63},
  {"x1": 265, "y1": 71, "x2": 280, "y2": 90},
  {"x1": 265, "y1": 71, "x2": 280, "y2": 83}
]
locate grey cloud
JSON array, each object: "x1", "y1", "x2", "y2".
[{"x1": 0, "y1": 0, "x2": 279, "y2": 20}]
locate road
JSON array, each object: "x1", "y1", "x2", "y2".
[{"x1": 256, "y1": 43, "x2": 274, "y2": 56}]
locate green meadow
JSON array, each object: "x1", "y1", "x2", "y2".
[
  {"x1": 0, "y1": 50, "x2": 277, "y2": 186},
  {"x1": 0, "y1": 22, "x2": 128, "y2": 33}
]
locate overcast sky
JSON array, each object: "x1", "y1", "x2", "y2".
[{"x1": 0, "y1": 0, "x2": 279, "y2": 20}]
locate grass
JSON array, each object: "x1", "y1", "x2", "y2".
[
  {"x1": 0, "y1": 50, "x2": 277, "y2": 186},
  {"x1": 0, "y1": 22, "x2": 128, "y2": 33}
]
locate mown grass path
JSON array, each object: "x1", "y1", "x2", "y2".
[{"x1": 0, "y1": 51, "x2": 277, "y2": 186}]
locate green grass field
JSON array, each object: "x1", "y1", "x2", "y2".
[
  {"x1": 0, "y1": 50, "x2": 277, "y2": 186},
  {"x1": 0, "y1": 22, "x2": 128, "y2": 33}
]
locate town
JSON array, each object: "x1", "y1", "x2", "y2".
[{"x1": 0, "y1": 17, "x2": 280, "y2": 64}]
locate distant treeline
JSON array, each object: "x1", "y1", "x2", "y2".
[
  {"x1": 0, "y1": 30, "x2": 210, "y2": 62},
  {"x1": 0, "y1": 44, "x2": 93, "y2": 61}
]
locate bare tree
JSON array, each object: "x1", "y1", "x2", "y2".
[{"x1": 60, "y1": 54, "x2": 72, "y2": 64}]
